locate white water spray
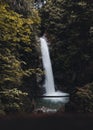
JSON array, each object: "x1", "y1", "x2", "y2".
[{"x1": 40, "y1": 36, "x2": 69, "y2": 102}]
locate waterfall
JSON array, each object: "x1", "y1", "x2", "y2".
[
  {"x1": 40, "y1": 36, "x2": 55, "y2": 95},
  {"x1": 40, "y1": 36, "x2": 69, "y2": 102}
]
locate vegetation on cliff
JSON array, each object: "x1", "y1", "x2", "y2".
[
  {"x1": 40, "y1": 0, "x2": 93, "y2": 112},
  {"x1": 40, "y1": 0, "x2": 93, "y2": 89}
]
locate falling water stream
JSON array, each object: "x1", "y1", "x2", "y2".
[
  {"x1": 40, "y1": 36, "x2": 69, "y2": 103},
  {"x1": 40, "y1": 37, "x2": 55, "y2": 95}
]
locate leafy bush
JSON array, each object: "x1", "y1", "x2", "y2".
[
  {"x1": 0, "y1": 88, "x2": 33, "y2": 113},
  {"x1": 66, "y1": 83, "x2": 93, "y2": 112}
]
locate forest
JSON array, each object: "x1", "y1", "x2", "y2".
[{"x1": 0, "y1": 0, "x2": 93, "y2": 115}]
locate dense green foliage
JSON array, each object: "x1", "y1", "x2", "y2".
[
  {"x1": 0, "y1": 0, "x2": 42, "y2": 114},
  {"x1": 73, "y1": 84, "x2": 93, "y2": 112},
  {"x1": 0, "y1": 88, "x2": 32, "y2": 114},
  {"x1": 66, "y1": 83, "x2": 93, "y2": 112}
]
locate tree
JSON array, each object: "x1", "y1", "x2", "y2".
[
  {"x1": 0, "y1": 0, "x2": 41, "y2": 113},
  {"x1": 4, "y1": 0, "x2": 34, "y2": 16},
  {"x1": 0, "y1": 2, "x2": 28, "y2": 88}
]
